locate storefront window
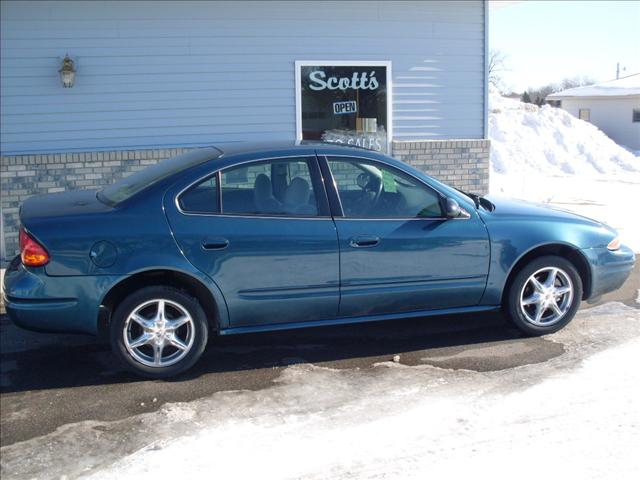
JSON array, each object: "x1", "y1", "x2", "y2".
[{"x1": 296, "y1": 61, "x2": 391, "y2": 153}]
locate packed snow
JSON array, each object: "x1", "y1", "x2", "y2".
[
  {"x1": 488, "y1": 90, "x2": 640, "y2": 251},
  {"x1": 1, "y1": 303, "x2": 639, "y2": 480}
]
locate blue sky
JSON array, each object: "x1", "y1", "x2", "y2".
[{"x1": 490, "y1": 0, "x2": 640, "y2": 92}]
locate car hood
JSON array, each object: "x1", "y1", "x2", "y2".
[{"x1": 482, "y1": 195, "x2": 607, "y2": 228}]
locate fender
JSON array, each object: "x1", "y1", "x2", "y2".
[{"x1": 98, "y1": 264, "x2": 230, "y2": 330}]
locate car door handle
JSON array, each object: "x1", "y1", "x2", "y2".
[
  {"x1": 201, "y1": 238, "x2": 229, "y2": 250},
  {"x1": 349, "y1": 236, "x2": 380, "y2": 248}
]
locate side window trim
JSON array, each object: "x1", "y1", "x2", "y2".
[
  {"x1": 317, "y1": 154, "x2": 345, "y2": 217},
  {"x1": 308, "y1": 155, "x2": 332, "y2": 217},
  {"x1": 322, "y1": 154, "x2": 450, "y2": 220},
  {"x1": 216, "y1": 170, "x2": 223, "y2": 214}
]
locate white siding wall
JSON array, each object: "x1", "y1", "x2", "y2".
[
  {"x1": 561, "y1": 97, "x2": 640, "y2": 150},
  {"x1": 1, "y1": 0, "x2": 487, "y2": 154}
]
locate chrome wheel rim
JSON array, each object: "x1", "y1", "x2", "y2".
[
  {"x1": 519, "y1": 267, "x2": 574, "y2": 327},
  {"x1": 123, "y1": 299, "x2": 195, "y2": 368}
]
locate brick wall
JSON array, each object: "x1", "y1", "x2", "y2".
[
  {"x1": 0, "y1": 148, "x2": 190, "y2": 259},
  {"x1": 0, "y1": 140, "x2": 490, "y2": 259},
  {"x1": 392, "y1": 139, "x2": 490, "y2": 195}
]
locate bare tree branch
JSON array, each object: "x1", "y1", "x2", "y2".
[{"x1": 488, "y1": 49, "x2": 509, "y2": 87}]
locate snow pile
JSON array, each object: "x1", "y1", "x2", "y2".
[
  {"x1": 488, "y1": 91, "x2": 639, "y2": 178},
  {"x1": 488, "y1": 90, "x2": 640, "y2": 251}
]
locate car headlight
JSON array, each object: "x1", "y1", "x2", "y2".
[{"x1": 607, "y1": 236, "x2": 621, "y2": 251}]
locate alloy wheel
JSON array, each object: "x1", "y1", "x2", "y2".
[
  {"x1": 519, "y1": 267, "x2": 574, "y2": 327},
  {"x1": 123, "y1": 298, "x2": 195, "y2": 367}
]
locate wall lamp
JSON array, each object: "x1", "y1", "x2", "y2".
[{"x1": 59, "y1": 54, "x2": 76, "y2": 88}]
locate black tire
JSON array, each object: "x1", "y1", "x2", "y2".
[
  {"x1": 110, "y1": 286, "x2": 208, "y2": 379},
  {"x1": 505, "y1": 255, "x2": 583, "y2": 336}
]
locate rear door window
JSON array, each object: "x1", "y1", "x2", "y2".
[{"x1": 220, "y1": 157, "x2": 320, "y2": 216}]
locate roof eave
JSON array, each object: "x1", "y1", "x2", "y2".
[{"x1": 548, "y1": 93, "x2": 640, "y2": 100}]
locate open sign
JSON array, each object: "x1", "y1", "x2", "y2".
[{"x1": 333, "y1": 101, "x2": 357, "y2": 115}]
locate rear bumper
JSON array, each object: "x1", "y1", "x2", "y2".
[
  {"x1": 5, "y1": 296, "x2": 84, "y2": 333},
  {"x1": 3, "y1": 263, "x2": 119, "y2": 335},
  {"x1": 582, "y1": 245, "x2": 635, "y2": 299}
]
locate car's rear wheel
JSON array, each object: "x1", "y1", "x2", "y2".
[
  {"x1": 110, "y1": 286, "x2": 208, "y2": 378},
  {"x1": 506, "y1": 255, "x2": 583, "y2": 336}
]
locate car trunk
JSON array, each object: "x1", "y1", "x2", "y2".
[
  {"x1": 20, "y1": 189, "x2": 112, "y2": 224},
  {"x1": 19, "y1": 189, "x2": 116, "y2": 276}
]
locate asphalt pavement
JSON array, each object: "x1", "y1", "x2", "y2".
[{"x1": 1, "y1": 264, "x2": 637, "y2": 447}]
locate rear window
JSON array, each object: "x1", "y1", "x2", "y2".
[{"x1": 97, "y1": 148, "x2": 221, "y2": 206}]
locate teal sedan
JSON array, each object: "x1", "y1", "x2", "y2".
[{"x1": 3, "y1": 143, "x2": 635, "y2": 378}]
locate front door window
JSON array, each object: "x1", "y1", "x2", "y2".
[{"x1": 327, "y1": 157, "x2": 443, "y2": 218}]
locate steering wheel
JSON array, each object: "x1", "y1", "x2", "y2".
[{"x1": 356, "y1": 173, "x2": 383, "y2": 214}]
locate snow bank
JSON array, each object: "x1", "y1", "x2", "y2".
[
  {"x1": 488, "y1": 90, "x2": 640, "y2": 251},
  {"x1": 89, "y1": 338, "x2": 640, "y2": 480},
  {"x1": 488, "y1": 91, "x2": 639, "y2": 178}
]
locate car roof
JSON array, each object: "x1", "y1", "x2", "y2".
[{"x1": 210, "y1": 140, "x2": 384, "y2": 159}]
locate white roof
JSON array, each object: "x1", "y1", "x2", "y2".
[{"x1": 547, "y1": 74, "x2": 640, "y2": 99}]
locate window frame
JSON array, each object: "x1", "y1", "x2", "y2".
[
  {"x1": 175, "y1": 155, "x2": 331, "y2": 219},
  {"x1": 295, "y1": 60, "x2": 393, "y2": 154},
  {"x1": 320, "y1": 155, "x2": 462, "y2": 221},
  {"x1": 578, "y1": 108, "x2": 591, "y2": 122},
  {"x1": 632, "y1": 108, "x2": 640, "y2": 123}
]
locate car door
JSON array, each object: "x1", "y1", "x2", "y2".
[
  {"x1": 164, "y1": 155, "x2": 340, "y2": 328},
  {"x1": 322, "y1": 155, "x2": 490, "y2": 317}
]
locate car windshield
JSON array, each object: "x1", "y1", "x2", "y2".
[{"x1": 97, "y1": 148, "x2": 221, "y2": 206}]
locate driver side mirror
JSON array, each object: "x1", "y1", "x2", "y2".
[{"x1": 444, "y1": 197, "x2": 462, "y2": 218}]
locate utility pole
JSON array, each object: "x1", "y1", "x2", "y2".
[{"x1": 616, "y1": 62, "x2": 626, "y2": 79}]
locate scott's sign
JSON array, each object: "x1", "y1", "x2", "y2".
[{"x1": 309, "y1": 70, "x2": 380, "y2": 91}]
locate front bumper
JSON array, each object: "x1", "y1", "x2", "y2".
[
  {"x1": 3, "y1": 263, "x2": 120, "y2": 335},
  {"x1": 582, "y1": 245, "x2": 636, "y2": 299}
]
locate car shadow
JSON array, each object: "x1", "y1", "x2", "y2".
[{"x1": 0, "y1": 311, "x2": 522, "y2": 394}]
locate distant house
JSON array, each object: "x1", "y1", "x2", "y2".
[{"x1": 547, "y1": 74, "x2": 640, "y2": 151}]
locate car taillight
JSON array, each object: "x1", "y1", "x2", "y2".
[{"x1": 19, "y1": 227, "x2": 50, "y2": 267}]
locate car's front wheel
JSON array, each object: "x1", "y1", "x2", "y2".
[
  {"x1": 110, "y1": 286, "x2": 208, "y2": 378},
  {"x1": 506, "y1": 255, "x2": 583, "y2": 336}
]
